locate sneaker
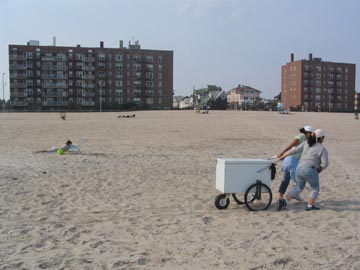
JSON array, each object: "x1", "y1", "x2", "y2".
[
  {"x1": 306, "y1": 205, "x2": 320, "y2": 211},
  {"x1": 277, "y1": 199, "x2": 287, "y2": 211}
]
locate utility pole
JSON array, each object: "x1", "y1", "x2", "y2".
[
  {"x1": 2, "y1": 72, "x2": 5, "y2": 112},
  {"x1": 99, "y1": 84, "x2": 102, "y2": 112}
]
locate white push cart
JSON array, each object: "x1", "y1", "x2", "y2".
[{"x1": 214, "y1": 158, "x2": 276, "y2": 211}]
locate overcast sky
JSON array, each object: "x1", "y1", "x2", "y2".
[{"x1": 1, "y1": 0, "x2": 359, "y2": 100}]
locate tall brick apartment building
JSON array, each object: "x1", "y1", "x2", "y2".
[
  {"x1": 281, "y1": 53, "x2": 356, "y2": 112},
  {"x1": 9, "y1": 40, "x2": 173, "y2": 111}
]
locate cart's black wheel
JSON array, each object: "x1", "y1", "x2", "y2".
[
  {"x1": 232, "y1": 193, "x2": 245, "y2": 204},
  {"x1": 214, "y1": 194, "x2": 230, "y2": 210},
  {"x1": 244, "y1": 183, "x2": 272, "y2": 211}
]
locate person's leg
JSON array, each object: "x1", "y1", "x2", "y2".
[
  {"x1": 306, "y1": 169, "x2": 320, "y2": 210},
  {"x1": 278, "y1": 169, "x2": 291, "y2": 199},
  {"x1": 34, "y1": 149, "x2": 47, "y2": 154},
  {"x1": 287, "y1": 167, "x2": 307, "y2": 201}
]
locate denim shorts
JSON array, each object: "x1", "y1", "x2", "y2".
[{"x1": 289, "y1": 166, "x2": 320, "y2": 199}]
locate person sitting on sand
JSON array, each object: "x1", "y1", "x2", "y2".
[
  {"x1": 278, "y1": 129, "x2": 329, "y2": 211},
  {"x1": 34, "y1": 140, "x2": 73, "y2": 154}
]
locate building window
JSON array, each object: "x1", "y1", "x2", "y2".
[
  {"x1": 145, "y1": 89, "x2": 153, "y2": 95},
  {"x1": 145, "y1": 64, "x2": 153, "y2": 71},
  {"x1": 145, "y1": 56, "x2": 153, "y2": 62},
  {"x1": 146, "y1": 72, "x2": 153, "y2": 79},
  {"x1": 133, "y1": 55, "x2": 141, "y2": 61},
  {"x1": 76, "y1": 54, "x2": 84, "y2": 60},
  {"x1": 133, "y1": 64, "x2": 141, "y2": 71},
  {"x1": 115, "y1": 97, "x2": 123, "y2": 104},
  {"x1": 76, "y1": 63, "x2": 84, "y2": 70},
  {"x1": 115, "y1": 63, "x2": 123, "y2": 70},
  {"x1": 23, "y1": 52, "x2": 33, "y2": 59},
  {"x1": 146, "y1": 97, "x2": 154, "y2": 104},
  {"x1": 115, "y1": 72, "x2": 123, "y2": 78},
  {"x1": 115, "y1": 54, "x2": 123, "y2": 61},
  {"x1": 115, "y1": 80, "x2": 123, "y2": 87},
  {"x1": 76, "y1": 71, "x2": 84, "y2": 78},
  {"x1": 146, "y1": 81, "x2": 153, "y2": 87},
  {"x1": 133, "y1": 72, "x2": 141, "y2": 79},
  {"x1": 98, "y1": 53, "x2": 106, "y2": 60},
  {"x1": 115, "y1": 89, "x2": 123, "y2": 96},
  {"x1": 133, "y1": 81, "x2": 141, "y2": 88}
]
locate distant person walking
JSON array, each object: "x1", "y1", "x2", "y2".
[
  {"x1": 278, "y1": 129, "x2": 329, "y2": 211},
  {"x1": 276, "y1": 125, "x2": 314, "y2": 210}
]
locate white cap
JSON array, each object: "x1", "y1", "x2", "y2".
[
  {"x1": 304, "y1": 125, "x2": 314, "y2": 132},
  {"x1": 314, "y1": 129, "x2": 326, "y2": 138}
]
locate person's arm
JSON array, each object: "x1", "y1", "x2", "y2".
[
  {"x1": 318, "y1": 148, "x2": 329, "y2": 172},
  {"x1": 277, "y1": 138, "x2": 300, "y2": 157},
  {"x1": 278, "y1": 141, "x2": 305, "y2": 160}
]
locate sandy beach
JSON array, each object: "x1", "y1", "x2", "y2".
[{"x1": 0, "y1": 110, "x2": 359, "y2": 270}]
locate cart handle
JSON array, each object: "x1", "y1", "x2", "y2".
[{"x1": 257, "y1": 158, "x2": 280, "y2": 173}]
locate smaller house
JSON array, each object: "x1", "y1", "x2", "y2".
[
  {"x1": 173, "y1": 96, "x2": 183, "y2": 109},
  {"x1": 227, "y1": 85, "x2": 262, "y2": 110},
  {"x1": 179, "y1": 96, "x2": 193, "y2": 109}
]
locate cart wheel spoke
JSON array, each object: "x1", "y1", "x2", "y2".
[{"x1": 244, "y1": 183, "x2": 272, "y2": 211}]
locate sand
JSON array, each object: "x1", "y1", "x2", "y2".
[{"x1": 0, "y1": 110, "x2": 359, "y2": 270}]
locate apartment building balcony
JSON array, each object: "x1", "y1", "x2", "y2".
[
  {"x1": 84, "y1": 75, "x2": 95, "y2": 80},
  {"x1": 11, "y1": 101, "x2": 28, "y2": 106},
  {"x1": 42, "y1": 92, "x2": 68, "y2": 97},
  {"x1": 12, "y1": 92, "x2": 28, "y2": 97},
  {"x1": 41, "y1": 66, "x2": 68, "y2": 71},
  {"x1": 42, "y1": 83, "x2": 67, "y2": 88},
  {"x1": 11, "y1": 74, "x2": 27, "y2": 79},
  {"x1": 9, "y1": 55, "x2": 25, "y2": 60},
  {"x1": 81, "y1": 92, "x2": 95, "y2": 97},
  {"x1": 42, "y1": 74, "x2": 67, "y2": 79},
  {"x1": 11, "y1": 83, "x2": 27, "y2": 88},
  {"x1": 56, "y1": 56, "x2": 68, "y2": 61},
  {"x1": 42, "y1": 56, "x2": 55, "y2": 61},
  {"x1": 42, "y1": 101, "x2": 69, "y2": 106},
  {"x1": 85, "y1": 57, "x2": 95, "y2": 62},
  {"x1": 84, "y1": 66, "x2": 95, "y2": 71},
  {"x1": 81, "y1": 101, "x2": 95, "y2": 106},
  {"x1": 10, "y1": 64, "x2": 26, "y2": 70}
]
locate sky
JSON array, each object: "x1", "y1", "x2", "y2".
[{"x1": 1, "y1": 0, "x2": 359, "y2": 100}]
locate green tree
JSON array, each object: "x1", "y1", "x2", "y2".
[{"x1": 206, "y1": 97, "x2": 228, "y2": 110}]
